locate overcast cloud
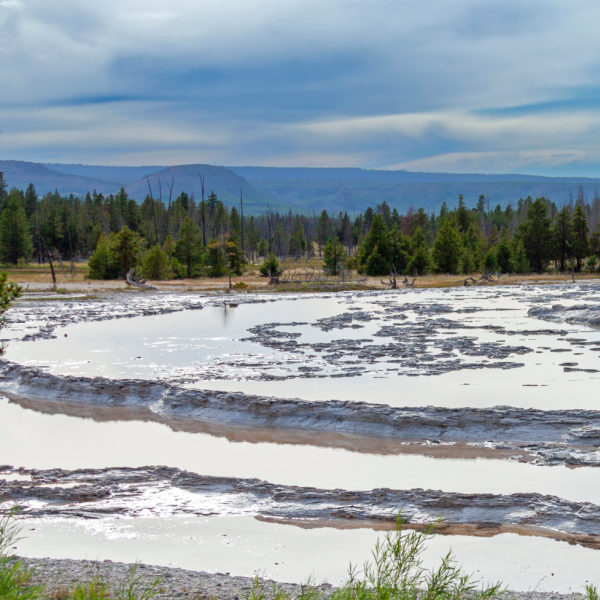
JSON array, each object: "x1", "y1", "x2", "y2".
[{"x1": 2, "y1": 0, "x2": 600, "y2": 174}]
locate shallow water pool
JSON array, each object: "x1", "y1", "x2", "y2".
[{"x1": 15, "y1": 515, "x2": 600, "y2": 593}]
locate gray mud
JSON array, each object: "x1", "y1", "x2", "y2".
[
  {"x1": 2, "y1": 360, "x2": 600, "y2": 468},
  {"x1": 3, "y1": 466, "x2": 600, "y2": 547},
  {"x1": 529, "y1": 304, "x2": 600, "y2": 328},
  {"x1": 6, "y1": 286, "x2": 600, "y2": 381}
]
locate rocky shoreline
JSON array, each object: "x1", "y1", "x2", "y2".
[{"x1": 17, "y1": 557, "x2": 585, "y2": 600}]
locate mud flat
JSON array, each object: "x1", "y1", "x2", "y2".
[
  {"x1": 529, "y1": 304, "x2": 600, "y2": 327},
  {"x1": 6, "y1": 286, "x2": 600, "y2": 413},
  {"x1": 4, "y1": 466, "x2": 600, "y2": 548},
  {"x1": 4, "y1": 285, "x2": 600, "y2": 591},
  {"x1": 2, "y1": 361, "x2": 600, "y2": 468}
]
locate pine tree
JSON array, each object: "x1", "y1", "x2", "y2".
[
  {"x1": 0, "y1": 271, "x2": 22, "y2": 354},
  {"x1": 225, "y1": 234, "x2": 248, "y2": 276},
  {"x1": 463, "y1": 224, "x2": 484, "y2": 269},
  {"x1": 408, "y1": 245, "x2": 430, "y2": 275},
  {"x1": 88, "y1": 233, "x2": 119, "y2": 279},
  {"x1": 519, "y1": 198, "x2": 552, "y2": 273},
  {"x1": 323, "y1": 238, "x2": 346, "y2": 275},
  {"x1": 141, "y1": 244, "x2": 171, "y2": 280},
  {"x1": 175, "y1": 217, "x2": 202, "y2": 278},
  {"x1": 360, "y1": 214, "x2": 391, "y2": 274},
  {"x1": 511, "y1": 239, "x2": 530, "y2": 274},
  {"x1": 206, "y1": 239, "x2": 227, "y2": 278},
  {"x1": 496, "y1": 237, "x2": 512, "y2": 273},
  {"x1": 316, "y1": 211, "x2": 331, "y2": 256},
  {"x1": 590, "y1": 220, "x2": 600, "y2": 261},
  {"x1": 24, "y1": 184, "x2": 38, "y2": 219},
  {"x1": 483, "y1": 248, "x2": 498, "y2": 272},
  {"x1": 365, "y1": 245, "x2": 389, "y2": 276},
  {"x1": 456, "y1": 195, "x2": 470, "y2": 234},
  {"x1": 461, "y1": 248, "x2": 476, "y2": 274},
  {"x1": 432, "y1": 220, "x2": 462, "y2": 274},
  {"x1": 110, "y1": 226, "x2": 142, "y2": 278},
  {"x1": 0, "y1": 193, "x2": 33, "y2": 265},
  {"x1": 259, "y1": 254, "x2": 282, "y2": 278},
  {"x1": 229, "y1": 207, "x2": 241, "y2": 238},
  {"x1": 552, "y1": 206, "x2": 573, "y2": 272},
  {"x1": 572, "y1": 205, "x2": 589, "y2": 272},
  {"x1": 389, "y1": 227, "x2": 410, "y2": 273}
]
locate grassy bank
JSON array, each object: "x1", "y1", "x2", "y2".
[{"x1": 3, "y1": 261, "x2": 600, "y2": 295}]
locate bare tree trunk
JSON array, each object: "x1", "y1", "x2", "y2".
[
  {"x1": 146, "y1": 176, "x2": 160, "y2": 244},
  {"x1": 164, "y1": 176, "x2": 174, "y2": 244},
  {"x1": 240, "y1": 188, "x2": 244, "y2": 253},
  {"x1": 38, "y1": 233, "x2": 57, "y2": 291},
  {"x1": 199, "y1": 173, "x2": 206, "y2": 246}
]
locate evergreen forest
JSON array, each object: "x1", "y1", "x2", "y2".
[{"x1": 2, "y1": 171, "x2": 600, "y2": 280}]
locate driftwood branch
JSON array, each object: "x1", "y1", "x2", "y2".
[
  {"x1": 461, "y1": 272, "x2": 501, "y2": 286},
  {"x1": 126, "y1": 268, "x2": 156, "y2": 290}
]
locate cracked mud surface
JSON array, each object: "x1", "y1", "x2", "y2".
[{"x1": 3, "y1": 466, "x2": 600, "y2": 548}]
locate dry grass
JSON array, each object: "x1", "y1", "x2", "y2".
[{"x1": 2, "y1": 261, "x2": 598, "y2": 294}]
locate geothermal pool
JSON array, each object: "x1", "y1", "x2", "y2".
[{"x1": 3, "y1": 284, "x2": 600, "y2": 591}]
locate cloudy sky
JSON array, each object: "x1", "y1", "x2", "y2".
[{"x1": 2, "y1": 0, "x2": 600, "y2": 174}]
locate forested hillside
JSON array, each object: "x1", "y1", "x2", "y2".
[{"x1": 1, "y1": 167, "x2": 600, "y2": 281}]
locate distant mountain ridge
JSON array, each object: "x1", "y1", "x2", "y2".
[{"x1": 2, "y1": 160, "x2": 600, "y2": 214}]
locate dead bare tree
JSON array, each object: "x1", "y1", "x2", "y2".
[
  {"x1": 37, "y1": 232, "x2": 57, "y2": 291},
  {"x1": 240, "y1": 188, "x2": 245, "y2": 253},
  {"x1": 403, "y1": 271, "x2": 418, "y2": 287},
  {"x1": 381, "y1": 266, "x2": 398, "y2": 289},
  {"x1": 146, "y1": 176, "x2": 160, "y2": 243},
  {"x1": 199, "y1": 173, "x2": 206, "y2": 247},
  {"x1": 460, "y1": 272, "x2": 501, "y2": 286},
  {"x1": 163, "y1": 176, "x2": 175, "y2": 244}
]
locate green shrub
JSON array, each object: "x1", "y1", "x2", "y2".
[
  {"x1": 140, "y1": 245, "x2": 171, "y2": 280},
  {"x1": 259, "y1": 254, "x2": 282, "y2": 278}
]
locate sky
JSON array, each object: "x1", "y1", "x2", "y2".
[{"x1": 2, "y1": 0, "x2": 600, "y2": 175}]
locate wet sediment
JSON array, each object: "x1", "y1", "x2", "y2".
[
  {"x1": 2, "y1": 361, "x2": 600, "y2": 468},
  {"x1": 3, "y1": 466, "x2": 600, "y2": 548}
]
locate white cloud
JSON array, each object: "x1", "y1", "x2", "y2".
[
  {"x1": 0, "y1": 0, "x2": 23, "y2": 9},
  {"x1": 3, "y1": 0, "x2": 600, "y2": 172}
]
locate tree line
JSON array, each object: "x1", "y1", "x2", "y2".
[{"x1": 1, "y1": 170, "x2": 600, "y2": 279}]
